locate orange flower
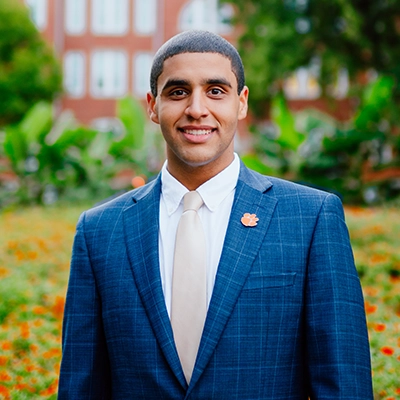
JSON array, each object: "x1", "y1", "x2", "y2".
[
  {"x1": 7, "y1": 240, "x2": 18, "y2": 249},
  {"x1": 365, "y1": 301, "x2": 377, "y2": 314},
  {"x1": 30, "y1": 344, "x2": 39, "y2": 353},
  {"x1": 39, "y1": 379, "x2": 58, "y2": 396},
  {"x1": 27, "y1": 251, "x2": 37, "y2": 260},
  {"x1": 370, "y1": 254, "x2": 389, "y2": 264},
  {"x1": 33, "y1": 319, "x2": 44, "y2": 327},
  {"x1": 43, "y1": 348, "x2": 62, "y2": 359},
  {"x1": 241, "y1": 213, "x2": 259, "y2": 227},
  {"x1": 374, "y1": 323, "x2": 386, "y2": 332},
  {"x1": 32, "y1": 306, "x2": 47, "y2": 315},
  {"x1": 1, "y1": 341, "x2": 12, "y2": 351},
  {"x1": 381, "y1": 346, "x2": 395, "y2": 356},
  {"x1": 51, "y1": 296, "x2": 65, "y2": 319},
  {"x1": 25, "y1": 364, "x2": 35, "y2": 372},
  {"x1": 0, "y1": 356, "x2": 8, "y2": 366},
  {"x1": 0, "y1": 372, "x2": 11, "y2": 381},
  {"x1": 20, "y1": 322, "x2": 30, "y2": 339},
  {"x1": 0, "y1": 385, "x2": 10, "y2": 397},
  {"x1": 363, "y1": 286, "x2": 379, "y2": 297},
  {"x1": 15, "y1": 249, "x2": 25, "y2": 261}
]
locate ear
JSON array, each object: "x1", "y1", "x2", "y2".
[
  {"x1": 146, "y1": 92, "x2": 159, "y2": 124},
  {"x1": 238, "y1": 86, "x2": 249, "y2": 121}
]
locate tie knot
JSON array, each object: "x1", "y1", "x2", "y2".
[{"x1": 183, "y1": 191, "x2": 203, "y2": 212}]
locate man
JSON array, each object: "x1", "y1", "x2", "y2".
[{"x1": 59, "y1": 30, "x2": 373, "y2": 399}]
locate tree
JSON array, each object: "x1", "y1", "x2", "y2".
[
  {"x1": 225, "y1": 0, "x2": 400, "y2": 204},
  {"x1": 0, "y1": 0, "x2": 62, "y2": 126},
  {"x1": 227, "y1": 0, "x2": 400, "y2": 116}
]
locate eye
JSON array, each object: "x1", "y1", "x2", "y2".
[
  {"x1": 208, "y1": 88, "x2": 224, "y2": 96},
  {"x1": 170, "y1": 89, "x2": 187, "y2": 97}
]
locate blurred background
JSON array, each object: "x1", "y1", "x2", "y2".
[{"x1": 0, "y1": 0, "x2": 399, "y2": 398}]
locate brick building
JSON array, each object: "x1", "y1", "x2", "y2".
[{"x1": 24, "y1": 0, "x2": 236, "y2": 126}]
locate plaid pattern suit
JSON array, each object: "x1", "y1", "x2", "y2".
[{"x1": 58, "y1": 163, "x2": 373, "y2": 399}]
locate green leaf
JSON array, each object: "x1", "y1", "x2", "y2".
[
  {"x1": 271, "y1": 94, "x2": 304, "y2": 150},
  {"x1": 88, "y1": 131, "x2": 113, "y2": 161},
  {"x1": 355, "y1": 75, "x2": 395, "y2": 130},
  {"x1": 113, "y1": 96, "x2": 146, "y2": 152},
  {"x1": 18, "y1": 101, "x2": 53, "y2": 143},
  {"x1": 241, "y1": 153, "x2": 277, "y2": 175},
  {"x1": 3, "y1": 126, "x2": 27, "y2": 168}
]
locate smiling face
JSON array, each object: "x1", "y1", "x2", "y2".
[{"x1": 147, "y1": 52, "x2": 248, "y2": 188}]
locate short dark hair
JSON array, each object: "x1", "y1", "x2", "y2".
[{"x1": 150, "y1": 30, "x2": 245, "y2": 96}]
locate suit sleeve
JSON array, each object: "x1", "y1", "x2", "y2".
[
  {"x1": 306, "y1": 194, "x2": 373, "y2": 399},
  {"x1": 58, "y1": 212, "x2": 112, "y2": 399}
]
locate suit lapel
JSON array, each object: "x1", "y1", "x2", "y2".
[
  {"x1": 123, "y1": 176, "x2": 187, "y2": 388},
  {"x1": 189, "y1": 166, "x2": 277, "y2": 389}
]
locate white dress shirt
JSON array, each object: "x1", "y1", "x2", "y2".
[{"x1": 159, "y1": 154, "x2": 240, "y2": 316}]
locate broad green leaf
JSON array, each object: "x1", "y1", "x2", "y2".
[
  {"x1": 3, "y1": 126, "x2": 27, "y2": 168},
  {"x1": 355, "y1": 75, "x2": 395, "y2": 130},
  {"x1": 88, "y1": 131, "x2": 113, "y2": 160},
  {"x1": 18, "y1": 101, "x2": 53, "y2": 143},
  {"x1": 271, "y1": 94, "x2": 304, "y2": 150}
]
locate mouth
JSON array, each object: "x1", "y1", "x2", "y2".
[{"x1": 178, "y1": 128, "x2": 216, "y2": 136}]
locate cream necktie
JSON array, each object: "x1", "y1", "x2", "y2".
[{"x1": 171, "y1": 191, "x2": 207, "y2": 384}]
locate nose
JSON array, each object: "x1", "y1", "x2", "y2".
[{"x1": 184, "y1": 91, "x2": 209, "y2": 120}]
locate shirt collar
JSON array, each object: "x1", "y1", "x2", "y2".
[{"x1": 161, "y1": 153, "x2": 240, "y2": 215}]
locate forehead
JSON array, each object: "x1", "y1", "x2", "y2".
[{"x1": 157, "y1": 52, "x2": 237, "y2": 89}]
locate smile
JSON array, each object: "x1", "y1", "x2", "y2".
[{"x1": 180, "y1": 128, "x2": 215, "y2": 136}]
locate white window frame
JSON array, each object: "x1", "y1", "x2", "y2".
[
  {"x1": 64, "y1": 51, "x2": 86, "y2": 98},
  {"x1": 134, "y1": 0, "x2": 157, "y2": 35},
  {"x1": 91, "y1": 50, "x2": 128, "y2": 98},
  {"x1": 65, "y1": 0, "x2": 87, "y2": 35},
  {"x1": 25, "y1": 0, "x2": 48, "y2": 31},
  {"x1": 283, "y1": 67, "x2": 321, "y2": 100},
  {"x1": 91, "y1": 0, "x2": 129, "y2": 36},
  {"x1": 133, "y1": 53, "x2": 153, "y2": 98}
]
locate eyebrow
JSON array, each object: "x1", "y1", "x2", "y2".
[
  {"x1": 161, "y1": 77, "x2": 233, "y2": 93},
  {"x1": 203, "y1": 78, "x2": 232, "y2": 88},
  {"x1": 161, "y1": 79, "x2": 190, "y2": 92}
]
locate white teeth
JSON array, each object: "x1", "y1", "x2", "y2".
[{"x1": 184, "y1": 129, "x2": 212, "y2": 135}]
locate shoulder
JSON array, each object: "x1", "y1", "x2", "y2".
[
  {"x1": 240, "y1": 164, "x2": 343, "y2": 214},
  {"x1": 80, "y1": 175, "x2": 161, "y2": 224}
]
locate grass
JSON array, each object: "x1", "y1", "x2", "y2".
[{"x1": 0, "y1": 203, "x2": 399, "y2": 399}]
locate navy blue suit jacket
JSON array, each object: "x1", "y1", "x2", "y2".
[{"x1": 59, "y1": 164, "x2": 373, "y2": 399}]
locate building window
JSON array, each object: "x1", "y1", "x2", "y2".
[
  {"x1": 91, "y1": 0, "x2": 129, "y2": 35},
  {"x1": 284, "y1": 67, "x2": 321, "y2": 100},
  {"x1": 25, "y1": 0, "x2": 48, "y2": 31},
  {"x1": 218, "y1": 3, "x2": 234, "y2": 34},
  {"x1": 134, "y1": 0, "x2": 157, "y2": 35},
  {"x1": 65, "y1": 0, "x2": 87, "y2": 35},
  {"x1": 133, "y1": 53, "x2": 153, "y2": 98},
  {"x1": 179, "y1": 0, "x2": 234, "y2": 33},
  {"x1": 64, "y1": 52, "x2": 86, "y2": 98},
  {"x1": 91, "y1": 51, "x2": 127, "y2": 98}
]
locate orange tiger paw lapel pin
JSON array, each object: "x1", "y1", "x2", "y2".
[{"x1": 241, "y1": 213, "x2": 259, "y2": 227}]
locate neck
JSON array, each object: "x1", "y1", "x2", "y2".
[{"x1": 167, "y1": 155, "x2": 235, "y2": 191}]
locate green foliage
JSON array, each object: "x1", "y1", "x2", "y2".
[
  {"x1": 245, "y1": 77, "x2": 400, "y2": 203},
  {"x1": 0, "y1": 0, "x2": 62, "y2": 126},
  {"x1": 227, "y1": 0, "x2": 400, "y2": 115},
  {"x1": 1, "y1": 97, "x2": 163, "y2": 206}
]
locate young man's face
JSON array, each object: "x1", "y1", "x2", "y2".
[{"x1": 147, "y1": 52, "x2": 248, "y2": 180}]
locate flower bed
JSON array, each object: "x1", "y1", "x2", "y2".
[{"x1": 0, "y1": 204, "x2": 399, "y2": 399}]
